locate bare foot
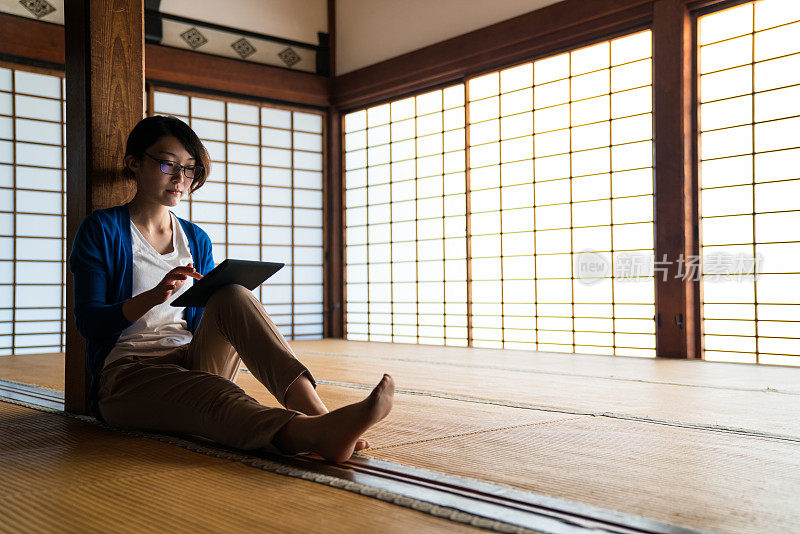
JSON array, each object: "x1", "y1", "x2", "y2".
[{"x1": 274, "y1": 374, "x2": 394, "y2": 463}]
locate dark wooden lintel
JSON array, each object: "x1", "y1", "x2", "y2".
[{"x1": 0, "y1": 11, "x2": 329, "y2": 108}]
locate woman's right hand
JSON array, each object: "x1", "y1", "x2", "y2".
[{"x1": 147, "y1": 262, "x2": 203, "y2": 305}]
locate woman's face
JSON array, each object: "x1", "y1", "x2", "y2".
[{"x1": 127, "y1": 136, "x2": 195, "y2": 207}]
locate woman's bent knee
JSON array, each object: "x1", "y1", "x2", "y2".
[{"x1": 208, "y1": 283, "x2": 251, "y2": 307}]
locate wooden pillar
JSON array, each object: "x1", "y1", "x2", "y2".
[
  {"x1": 325, "y1": 109, "x2": 344, "y2": 338},
  {"x1": 653, "y1": 0, "x2": 701, "y2": 358},
  {"x1": 64, "y1": 0, "x2": 144, "y2": 413},
  {"x1": 324, "y1": 0, "x2": 344, "y2": 338}
]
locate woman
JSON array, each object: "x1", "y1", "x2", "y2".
[{"x1": 69, "y1": 115, "x2": 394, "y2": 463}]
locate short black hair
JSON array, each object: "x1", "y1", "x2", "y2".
[{"x1": 123, "y1": 115, "x2": 210, "y2": 195}]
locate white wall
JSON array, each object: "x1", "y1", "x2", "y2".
[
  {"x1": 336, "y1": 0, "x2": 563, "y2": 75},
  {"x1": 160, "y1": 0, "x2": 327, "y2": 45}
]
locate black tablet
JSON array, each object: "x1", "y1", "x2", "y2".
[{"x1": 171, "y1": 259, "x2": 284, "y2": 307}]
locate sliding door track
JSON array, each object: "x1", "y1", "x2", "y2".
[
  {"x1": 0, "y1": 378, "x2": 63, "y2": 411},
  {"x1": 262, "y1": 451, "x2": 705, "y2": 534}
]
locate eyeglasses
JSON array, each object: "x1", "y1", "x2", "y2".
[{"x1": 143, "y1": 152, "x2": 203, "y2": 179}]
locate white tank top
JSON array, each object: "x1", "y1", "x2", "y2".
[{"x1": 104, "y1": 211, "x2": 194, "y2": 368}]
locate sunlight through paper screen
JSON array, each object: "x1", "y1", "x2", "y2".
[
  {"x1": 699, "y1": 0, "x2": 800, "y2": 365},
  {"x1": 0, "y1": 67, "x2": 67, "y2": 355},
  {"x1": 467, "y1": 30, "x2": 655, "y2": 356},
  {"x1": 344, "y1": 30, "x2": 655, "y2": 356},
  {"x1": 345, "y1": 86, "x2": 468, "y2": 346}
]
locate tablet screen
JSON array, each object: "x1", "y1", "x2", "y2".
[{"x1": 171, "y1": 259, "x2": 283, "y2": 307}]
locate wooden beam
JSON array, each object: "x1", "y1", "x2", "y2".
[
  {"x1": 64, "y1": 0, "x2": 145, "y2": 414},
  {"x1": 0, "y1": 13, "x2": 63, "y2": 66},
  {"x1": 0, "y1": 12, "x2": 328, "y2": 108},
  {"x1": 331, "y1": 0, "x2": 653, "y2": 111},
  {"x1": 145, "y1": 43, "x2": 329, "y2": 108},
  {"x1": 652, "y1": 0, "x2": 700, "y2": 358},
  {"x1": 330, "y1": 0, "x2": 740, "y2": 112}
]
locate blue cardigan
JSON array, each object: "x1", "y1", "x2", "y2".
[{"x1": 68, "y1": 201, "x2": 215, "y2": 418}]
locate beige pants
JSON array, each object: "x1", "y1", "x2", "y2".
[{"x1": 97, "y1": 284, "x2": 316, "y2": 455}]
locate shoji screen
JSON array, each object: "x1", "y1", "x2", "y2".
[
  {"x1": 698, "y1": 0, "x2": 800, "y2": 365},
  {"x1": 0, "y1": 67, "x2": 66, "y2": 356},
  {"x1": 344, "y1": 86, "x2": 468, "y2": 346},
  {"x1": 344, "y1": 30, "x2": 655, "y2": 356},
  {"x1": 153, "y1": 90, "x2": 324, "y2": 339},
  {"x1": 466, "y1": 30, "x2": 655, "y2": 354}
]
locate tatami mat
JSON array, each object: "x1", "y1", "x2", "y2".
[
  {"x1": 0, "y1": 352, "x2": 63, "y2": 390},
  {"x1": 287, "y1": 341, "x2": 800, "y2": 437},
  {"x1": 362, "y1": 413, "x2": 800, "y2": 532},
  {"x1": 0, "y1": 399, "x2": 487, "y2": 533}
]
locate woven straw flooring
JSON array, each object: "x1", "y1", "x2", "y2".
[
  {"x1": 3, "y1": 340, "x2": 800, "y2": 533},
  {"x1": 0, "y1": 399, "x2": 485, "y2": 533}
]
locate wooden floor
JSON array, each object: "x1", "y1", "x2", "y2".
[{"x1": 2, "y1": 340, "x2": 799, "y2": 533}]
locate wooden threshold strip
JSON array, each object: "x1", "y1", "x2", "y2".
[{"x1": 0, "y1": 378, "x2": 63, "y2": 411}]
